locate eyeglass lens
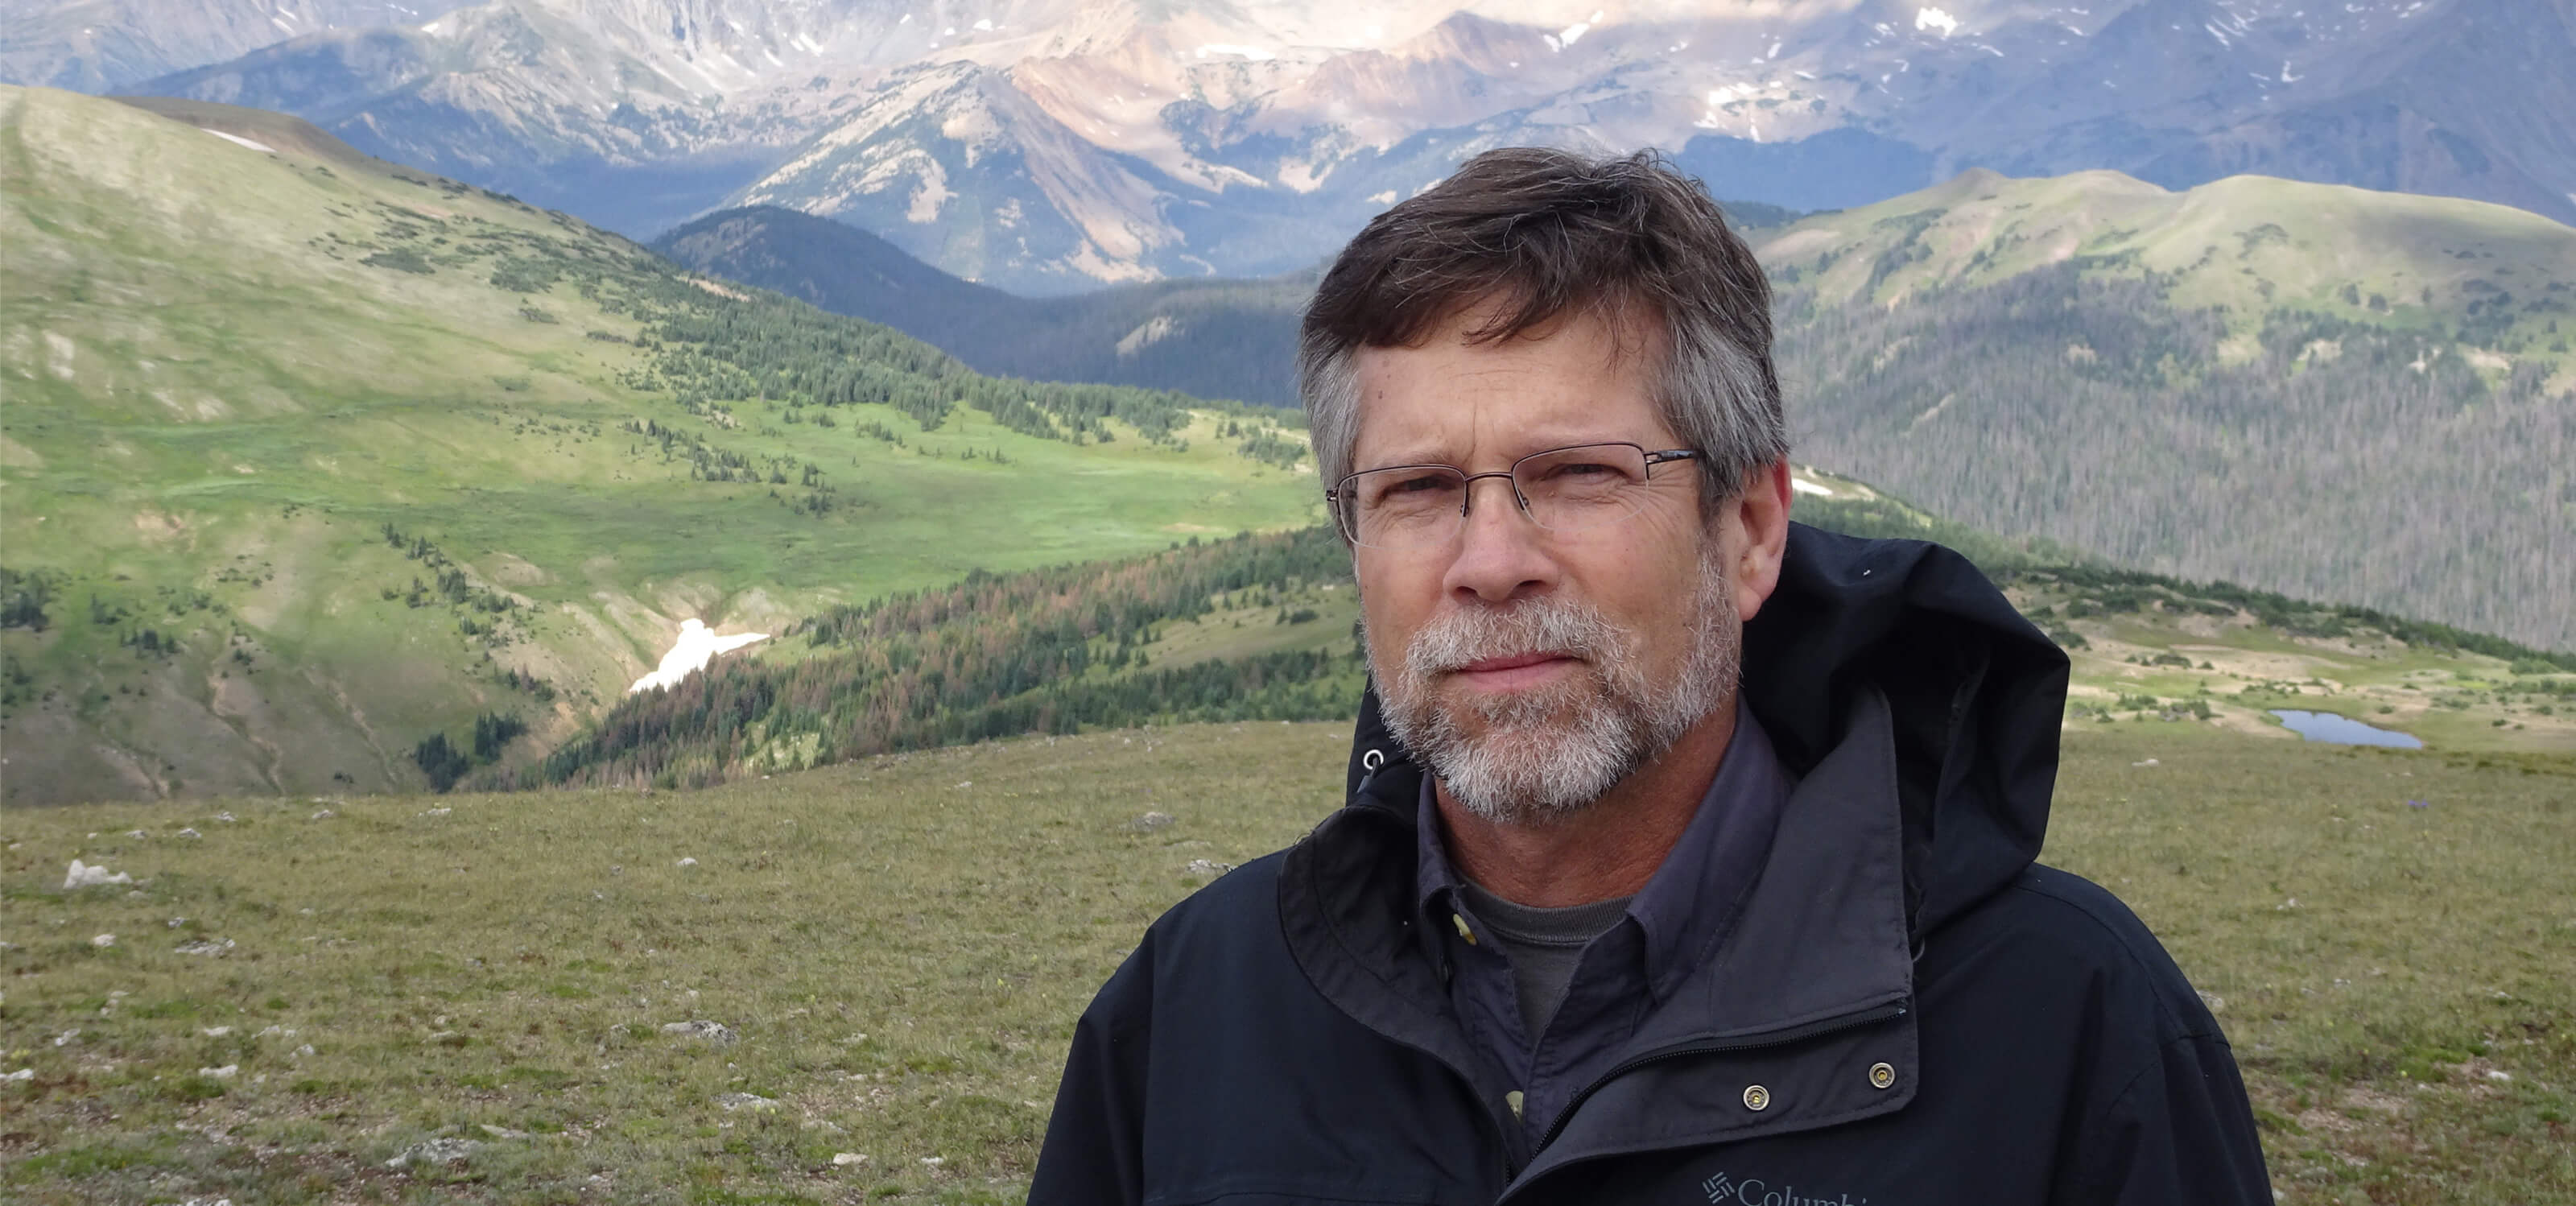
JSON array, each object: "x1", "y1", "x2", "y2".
[{"x1": 1335, "y1": 444, "x2": 1663, "y2": 550}]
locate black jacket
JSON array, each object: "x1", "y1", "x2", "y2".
[{"x1": 1031, "y1": 526, "x2": 2270, "y2": 1205}]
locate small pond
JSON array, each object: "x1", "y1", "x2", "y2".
[{"x1": 2269, "y1": 709, "x2": 2423, "y2": 749}]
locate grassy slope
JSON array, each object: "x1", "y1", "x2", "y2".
[
  {"x1": 0, "y1": 86, "x2": 1323, "y2": 805},
  {"x1": 1761, "y1": 169, "x2": 2576, "y2": 651},
  {"x1": 1, "y1": 724, "x2": 2568, "y2": 1204},
  {"x1": 1763, "y1": 168, "x2": 2576, "y2": 377}
]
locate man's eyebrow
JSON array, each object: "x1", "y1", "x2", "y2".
[{"x1": 1358, "y1": 434, "x2": 1638, "y2": 470}]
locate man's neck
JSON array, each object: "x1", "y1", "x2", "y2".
[{"x1": 1433, "y1": 699, "x2": 1738, "y2": 908}]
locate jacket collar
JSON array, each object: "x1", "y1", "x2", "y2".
[{"x1": 1283, "y1": 684, "x2": 1918, "y2": 1175}]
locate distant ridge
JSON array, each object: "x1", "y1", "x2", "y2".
[
  {"x1": 107, "y1": 93, "x2": 382, "y2": 167},
  {"x1": 654, "y1": 205, "x2": 1314, "y2": 407},
  {"x1": 650, "y1": 200, "x2": 1803, "y2": 407}
]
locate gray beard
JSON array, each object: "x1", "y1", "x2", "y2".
[{"x1": 1367, "y1": 555, "x2": 1740, "y2": 826}]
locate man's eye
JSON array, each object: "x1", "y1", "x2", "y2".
[
  {"x1": 1384, "y1": 474, "x2": 1458, "y2": 497},
  {"x1": 1539, "y1": 461, "x2": 1629, "y2": 484}
]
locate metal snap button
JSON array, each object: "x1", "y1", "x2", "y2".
[
  {"x1": 1361, "y1": 748, "x2": 1385, "y2": 770},
  {"x1": 1869, "y1": 1062, "x2": 1897, "y2": 1090},
  {"x1": 1742, "y1": 1084, "x2": 1770, "y2": 1111}
]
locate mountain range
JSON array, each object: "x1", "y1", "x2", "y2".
[{"x1": 14, "y1": 0, "x2": 2569, "y2": 292}]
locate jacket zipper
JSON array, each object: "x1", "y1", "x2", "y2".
[{"x1": 1530, "y1": 997, "x2": 1912, "y2": 1153}]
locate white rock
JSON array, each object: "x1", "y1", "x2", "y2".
[
  {"x1": 422, "y1": 807, "x2": 451, "y2": 817},
  {"x1": 125, "y1": 829, "x2": 149, "y2": 839},
  {"x1": 90, "y1": 933, "x2": 116, "y2": 948},
  {"x1": 385, "y1": 1137, "x2": 482, "y2": 1168},
  {"x1": 198, "y1": 1064, "x2": 237, "y2": 1078},
  {"x1": 676, "y1": 857, "x2": 698, "y2": 868},
  {"x1": 176, "y1": 938, "x2": 236, "y2": 956},
  {"x1": 201, "y1": 1026, "x2": 233, "y2": 1038},
  {"x1": 2, "y1": 1068, "x2": 31, "y2": 1082},
  {"x1": 1133, "y1": 811, "x2": 1176, "y2": 832},
  {"x1": 2487, "y1": 1068, "x2": 2513, "y2": 1082},
  {"x1": 716, "y1": 1092, "x2": 778, "y2": 1112},
  {"x1": 920, "y1": 1155, "x2": 946, "y2": 1167},
  {"x1": 660, "y1": 1020, "x2": 737, "y2": 1044},
  {"x1": 310, "y1": 808, "x2": 335, "y2": 820},
  {"x1": 832, "y1": 1152, "x2": 869, "y2": 1167},
  {"x1": 1183, "y1": 859, "x2": 1234, "y2": 878},
  {"x1": 64, "y1": 860, "x2": 134, "y2": 890},
  {"x1": 176, "y1": 827, "x2": 202, "y2": 839},
  {"x1": 215, "y1": 812, "x2": 236, "y2": 823}
]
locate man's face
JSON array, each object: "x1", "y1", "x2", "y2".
[{"x1": 1348, "y1": 303, "x2": 1769, "y2": 824}]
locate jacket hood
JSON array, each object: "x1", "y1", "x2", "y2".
[{"x1": 1342, "y1": 522, "x2": 2070, "y2": 937}]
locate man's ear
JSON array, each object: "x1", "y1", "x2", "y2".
[{"x1": 1729, "y1": 460, "x2": 1793, "y2": 624}]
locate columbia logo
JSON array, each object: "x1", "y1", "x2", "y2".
[{"x1": 1699, "y1": 1170, "x2": 1871, "y2": 1206}]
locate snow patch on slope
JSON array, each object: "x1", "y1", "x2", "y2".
[
  {"x1": 631, "y1": 620, "x2": 766, "y2": 694},
  {"x1": 200, "y1": 129, "x2": 277, "y2": 154}
]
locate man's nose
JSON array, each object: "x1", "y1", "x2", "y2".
[{"x1": 1441, "y1": 476, "x2": 1557, "y2": 605}]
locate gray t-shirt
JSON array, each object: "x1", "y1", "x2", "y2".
[{"x1": 1455, "y1": 879, "x2": 1633, "y2": 1041}]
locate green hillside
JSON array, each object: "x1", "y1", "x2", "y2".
[
  {"x1": 0, "y1": 86, "x2": 1323, "y2": 807},
  {"x1": 1761, "y1": 169, "x2": 2576, "y2": 651},
  {"x1": 474, "y1": 464, "x2": 2566, "y2": 799}
]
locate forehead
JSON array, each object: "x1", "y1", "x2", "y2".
[{"x1": 1346, "y1": 304, "x2": 1676, "y2": 467}]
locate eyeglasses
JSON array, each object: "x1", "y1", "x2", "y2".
[{"x1": 1325, "y1": 442, "x2": 1701, "y2": 551}]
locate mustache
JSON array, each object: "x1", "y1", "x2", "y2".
[{"x1": 1402, "y1": 595, "x2": 1627, "y2": 682}]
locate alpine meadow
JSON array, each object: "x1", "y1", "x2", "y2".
[{"x1": 3, "y1": 16, "x2": 2575, "y2": 1204}]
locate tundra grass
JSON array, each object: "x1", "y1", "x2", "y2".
[{"x1": 2, "y1": 725, "x2": 2570, "y2": 1204}]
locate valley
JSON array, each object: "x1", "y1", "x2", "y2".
[{"x1": 0, "y1": 87, "x2": 1319, "y2": 806}]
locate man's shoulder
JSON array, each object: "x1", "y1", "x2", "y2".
[
  {"x1": 1934, "y1": 863, "x2": 2223, "y2": 1044},
  {"x1": 1127, "y1": 846, "x2": 1295, "y2": 973}
]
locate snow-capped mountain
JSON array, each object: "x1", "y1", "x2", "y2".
[{"x1": 80, "y1": 0, "x2": 2576, "y2": 291}]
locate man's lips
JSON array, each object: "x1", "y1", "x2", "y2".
[{"x1": 1449, "y1": 651, "x2": 1580, "y2": 688}]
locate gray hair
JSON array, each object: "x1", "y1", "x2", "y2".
[{"x1": 1298, "y1": 147, "x2": 1786, "y2": 514}]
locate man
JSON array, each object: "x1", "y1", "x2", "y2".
[{"x1": 1030, "y1": 148, "x2": 2270, "y2": 1204}]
